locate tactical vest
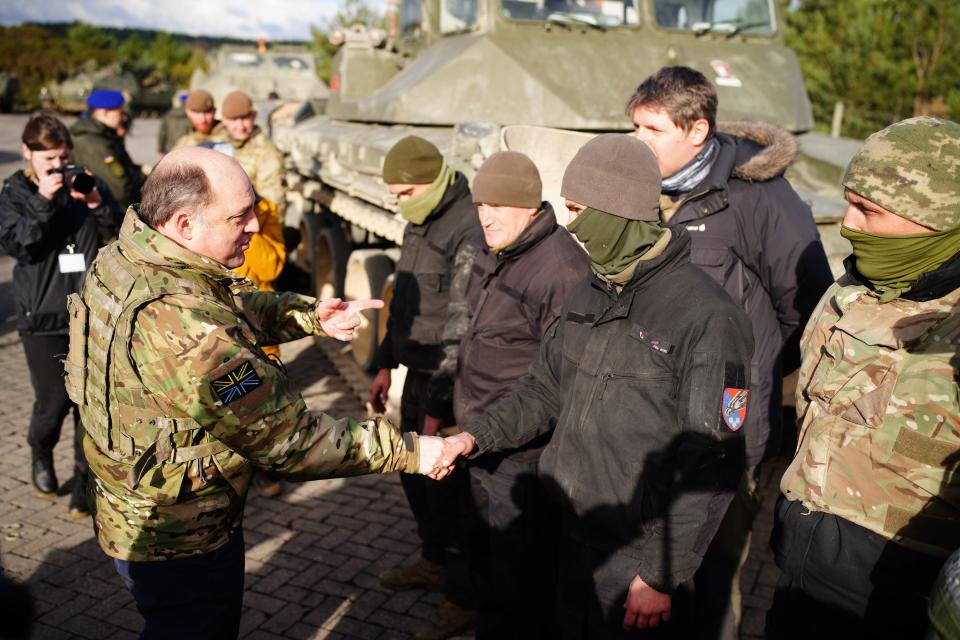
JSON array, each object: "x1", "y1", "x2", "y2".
[
  {"x1": 65, "y1": 240, "x2": 253, "y2": 504},
  {"x1": 782, "y1": 283, "x2": 960, "y2": 558}
]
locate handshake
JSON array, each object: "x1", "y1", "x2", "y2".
[{"x1": 416, "y1": 432, "x2": 477, "y2": 480}]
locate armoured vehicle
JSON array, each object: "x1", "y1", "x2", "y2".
[
  {"x1": 189, "y1": 45, "x2": 330, "y2": 123},
  {"x1": 39, "y1": 61, "x2": 177, "y2": 115},
  {"x1": 273, "y1": 0, "x2": 851, "y2": 376}
]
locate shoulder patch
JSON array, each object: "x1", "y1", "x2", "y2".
[
  {"x1": 722, "y1": 388, "x2": 749, "y2": 431},
  {"x1": 211, "y1": 361, "x2": 262, "y2": 404}
]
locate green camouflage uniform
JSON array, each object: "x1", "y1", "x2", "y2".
[
  {"x1": 71, "y1": 116, "x2": 145, "y2": 212},
  {"x1": 210, "y1": 123, "x2": 285, "y2": 217},
  {"x1": 781, "y1": 117, "x2": 960, "y2": 559},
  {"x1": 66, "y1": 208, "x2": 418, "y2": 561},
  {"x1": 157, "y1": 109, "x2": 193, "y2": 154}
]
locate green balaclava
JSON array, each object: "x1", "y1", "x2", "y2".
[
  {"x1": 840, "y1": 226, "x2": 960, "y2": 301},
  {"x1": 398, "y1": 162, "x2": 455, "y2": 225},
  {"x1": 841, "y1": 116, "x2": 960, "y2": 300},
  {"x1": 560, "y1": 134, "x2": 665, "y2": 278},
  {"x1": 567, "y1": 207, "x2": 665, "y2": 276}
]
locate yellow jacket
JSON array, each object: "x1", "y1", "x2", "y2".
[
  {"x1": 234, "y1": 197, "x2": 285, "y2": 291},
  {"x1": 234, "y1": 198, "x2": 286, "y2": 359}
]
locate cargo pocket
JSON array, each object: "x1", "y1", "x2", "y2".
[{"x1": 64, "y1": 293, "x2": 88, "y2": 405}]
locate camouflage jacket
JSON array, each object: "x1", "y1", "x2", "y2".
[
  {"x1": 171, "y1": 122, "x2": 220, "y2": 150},
  {"x1": 209, "y1": 124, "x2": 285, "y2": 217},
  {"x1": 782, "y1": 265, "x2": 960, "y2": 558},
  {"x1": 67, "y1": 208, "x2": 418, "y2": 561}
]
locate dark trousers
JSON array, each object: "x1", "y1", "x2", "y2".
[
  {"x1": 692, "y1": 472, "x2": 762, "y2": 640},
  {"x1": 470, "y1": 455, "x2": 559, "y2": 639},
  {"x1": 766, "y1": 495, "x2": 945, "y2": 640},
  {"x1": 557, "y1": 530, "x2": 694, "y2": 640},
  {"x1": 398, "y1": 370, "x2": 474, "y2": 607},
  {"x1": 21, "y1": 333, "x2": 84, "y2": 469},
  {"x1": 114, "y1": 529, "x2": 245, "y2": 640}
]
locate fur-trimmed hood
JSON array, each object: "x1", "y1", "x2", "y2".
[{"x1": 717, "y1": 121, "x2": 798, "y2": 182}]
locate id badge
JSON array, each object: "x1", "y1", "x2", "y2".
[{"x1": 58, "y1": 252, "x2": 86, "y2": 274}]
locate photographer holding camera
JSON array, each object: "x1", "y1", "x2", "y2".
[{"x1": 0, "y1": 111, "x2": 122, "y2": 517}]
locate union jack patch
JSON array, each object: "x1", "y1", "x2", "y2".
[{"x1": 211, "y1": 361, "x2": 261, "y2": 404}]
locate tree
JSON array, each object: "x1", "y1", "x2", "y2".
[
  {"x1": 66, "y1": 21, "x2": 117, "y2": 65},
  {"x1": 785, "y1": 0, "x2": 960, "y2": 138},
  {"x1": 309, "y1": 0, "x2": 388, "y2": 82}
]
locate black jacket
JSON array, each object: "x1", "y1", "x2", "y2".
[
  {"x1": 375, "y1": 173, "x2": 484, "y2": 416},
  {"x1": 0, "y1": 170, "x2": 122, "y2": 335},
  {"x1": 664, "y1": 122, "x2": 833, "y2": 468},
  {"x1": 465, "y1": 229, "x2": 753, "y2": 593},
  {"x1": 455, "y1": 205, "x2": 589, "y2": 460}
]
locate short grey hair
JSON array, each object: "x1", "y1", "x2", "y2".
[{"x1": 138, "y1": 160, "x2": 213, "y2": 228}]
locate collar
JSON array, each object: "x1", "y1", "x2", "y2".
[
  {"x1": 495, "y1": 203, "x2": 557, "y2": 262},
  {"x1": 404, "y1": 172, "x2": 470, "y2": 236},
  {"x1": 213, "y1": 124, "x2": 262, "y2": 150},
  {"x1": 590, "y1": 226, "x2": 691, "y2": 297}
]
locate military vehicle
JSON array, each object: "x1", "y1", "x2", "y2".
[
  {"x1": 272, "y1": 0, "x2": 851, "y2": 376},
  {"x1": 189, "y1": 45, "x2": 330, "y2": 125},
  {"x1": 39, "y1": 61, "x2": 178, "y2": 116}
]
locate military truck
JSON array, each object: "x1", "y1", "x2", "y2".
[
  {"x1": 273, "y1": 0, "x2": 851, "y2": 375},
  {"x1": 189, "y1": 45, "x2": 330, "y2": 125}
]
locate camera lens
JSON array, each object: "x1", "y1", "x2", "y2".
[{"x1": 69, "y1": 172, "x2": 96, "y2": 195}]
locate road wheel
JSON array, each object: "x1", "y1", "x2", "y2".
[
  {"x1": 311, "y1": 219, "x2": 350, "y2": 299},
  {"x1": 344, "y1": 250, "x2": 394, "y2": 371}
]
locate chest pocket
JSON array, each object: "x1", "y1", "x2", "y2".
[
  {"x1": 561, "y1": 311, "x2": 594, "y2": 366},
  {"x1": 690, "y1": 247, "x2": 732, "y2": 289}
]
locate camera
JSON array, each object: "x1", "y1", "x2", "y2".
[{"x1": 49, "y1": 164, "x2": 95, "y2": 195}]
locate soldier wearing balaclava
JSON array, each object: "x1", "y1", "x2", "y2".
[{"x1": 771, "y1": 117, "x2": 960, "y2": 640}]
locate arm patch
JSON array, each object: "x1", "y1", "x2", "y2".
[
  {"x1": 211, "y1": 361, "x2": 262, "y2": 404},
  {"x1": 721, "y1": 362, "x2": 748, "y2": 432}
]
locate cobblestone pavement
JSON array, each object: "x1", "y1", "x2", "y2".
[{"x1": 0, "y1": 260, "x2": 786, "y2": 640}]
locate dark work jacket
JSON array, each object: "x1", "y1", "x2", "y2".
[
  {"x1": 375, "y1": 173, "x2": 483, "y2": 416},
  {"x1": 455, "y1": 204, "x2": 589, "y2": 462},
  {"x1": 71, "y1": 116, "x2": 145, "y2": 211},
  {"x1": 0, "y1": 170, "x2": 122, "y2": 335},
  {"x1": 466, "y1": 228, "x2": 753, "y2": 593},
  {"x1": 664, "y1": 122, "x2": 833, "y2": 469}
]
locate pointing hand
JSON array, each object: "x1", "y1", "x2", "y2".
[{"x1": 316, "y1": 298, "x2": 384, "y2": 341}]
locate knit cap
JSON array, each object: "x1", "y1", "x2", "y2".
[
  {"x1": 471, "y1": 151, "x2": 542, "y2": 207},
  {"x1": 561, "y1": 134, "x2": 661, "y2": 221},
  {"x1": 383, "y1": 136, "x2": 444, "y2": 184}
]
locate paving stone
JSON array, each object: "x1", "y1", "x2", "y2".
[
  {"x1": 59, "y1": 612, "x2": 117, "y2": 639},
  {"x1": 261, "y1": 602, "x2": 308, "y2": 633},
  {"x1": 0, "y1": 250, "x2": 789, "y2": 639}
]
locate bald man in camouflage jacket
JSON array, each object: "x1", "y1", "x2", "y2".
[
  {"x1": 767, "y1": 117, "x2": 960, "y2": 639},
  {"x1": 66, "y1": 147, "x2": 450, "y2": 638}
]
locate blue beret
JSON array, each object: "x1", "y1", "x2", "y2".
[{"x1": 87, "y1": 90, "x2": 125, "y2": 110}]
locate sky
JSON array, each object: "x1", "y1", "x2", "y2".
[{"x1": 0, "y1": 0, "x2": 355, "y2": 41}]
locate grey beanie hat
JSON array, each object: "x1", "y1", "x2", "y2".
[
  {"x1": 561, "y1": 134, "x2": 661, "y2": 221},
  {"x1": 472, "y1": 151, "x2": 542, "y2": 208}
]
